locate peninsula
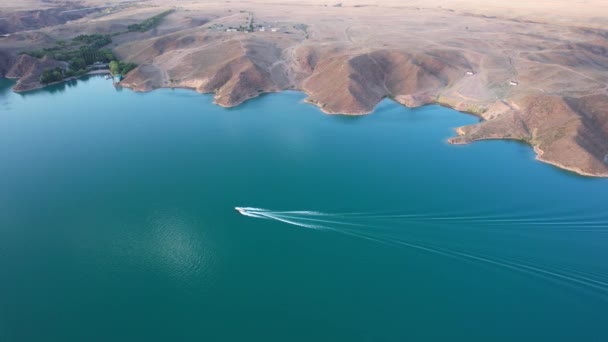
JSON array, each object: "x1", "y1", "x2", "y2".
[{"x1": 1, "y1": 0, "x2": 607, "y2": 176}]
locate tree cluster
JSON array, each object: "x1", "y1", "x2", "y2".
[
  {"x1": 127, "y1": 10, "x2": 174, "y2": 32},
  {"x1": 73, "y1": 34, "x2": 112, "y2": 49},
  {"x1": 40, "y1": 68, "x2": 65, "y2": 84},
  {"x1": 26, "y1": 15, "x2": 162, "y2": 85},
  {"x1": 109, "y1": 61, "x2": 137, "y2": 75}
]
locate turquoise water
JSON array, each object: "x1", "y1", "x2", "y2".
[{"x1": 1, "y1": 76, "x2": 607, "y2": 341}]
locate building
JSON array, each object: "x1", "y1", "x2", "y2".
[{"x1": 91, "y1": 62, "x2": 108, "y2": 70}]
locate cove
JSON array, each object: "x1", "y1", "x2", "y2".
[{"x1": 1, "y1": 76, "x2": 607, "y2": 341}]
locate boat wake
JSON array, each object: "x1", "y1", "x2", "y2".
[{"x1": 235, "y1": 206, "x2": 608, "y2": 300}]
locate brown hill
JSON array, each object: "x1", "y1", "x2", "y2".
[
  {"x1": 1, "y1": 0, "x2": 607, "y2": 176},
  {"x1": 451, "y1": 94, "x2": 608, "y2": 176},
  {"x1": 0, "y1": 5, "x2": 92, "y2": 34},
  {"x1": 6, "y1": 54, "x2": 65, "y2": 92}
]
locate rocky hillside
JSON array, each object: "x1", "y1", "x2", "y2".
[
  {"x1": 6, "y1": 54, "x2": 65, "y2": 91},
  {"x1": 2, "y1": 0, "x2": 608, "y2": 176}
]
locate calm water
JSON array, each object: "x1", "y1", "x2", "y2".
[{"x1": 1, "y1": 76, "x2": 607, "y2": 341}]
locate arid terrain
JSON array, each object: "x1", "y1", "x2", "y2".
[{"x1": 1, "y1": 0, "x2": 607, "y2": 176}]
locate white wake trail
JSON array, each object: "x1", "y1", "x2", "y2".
[
  {"x1": 240, "y1": 207, "x2": 608, "y2": 228},
  {"x1": 254, "y1": 211, "x2": 326, "y2": 230},
  {"x1": 239, "y1": 211, "x2": 269, "y2": 219},
  {"x1": 346, "y1": 230, "x2": 608, "y2": 294},
  {"x1": 272, "y1": 210, "x2": 329, "y2": 216},
  {"x1": 238, "y1": 208, "x2": 608, "y2": 296},
  {"x1": 338, "y1": 209, "x2": 608, "y2": 226},
  {"x1": 241, "y1": 207, "x2": 270, "y2": 213},
  {"x1": 267, "y1": 213, "x2": 374, "y2": 228}
]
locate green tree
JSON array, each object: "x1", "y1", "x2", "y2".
[
  {"x1": 109, "y1": 61, "x2": 120, "y2": 74},
  {"x1": 40, "y1": 67, "x2": 65, "y2": 84},
  {"x1": 109, "y1": 61, "x2": 137, "y2": 75},
  {"x1": 70, "y1": 57, "x2": 86, "y2": 70}
]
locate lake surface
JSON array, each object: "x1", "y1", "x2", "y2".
[{"x1": 1, "y1": 76, "x2": 607, "y2": 341}]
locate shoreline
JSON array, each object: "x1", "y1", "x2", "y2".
[
  {"x1": 117, "y1": 82, "x2": 608, "y2": 178},
  {"x1": 11, "y1": 69, "x2": 111, "y2": 93},
  {"x1": 450, "y1": 135, "x2": 608, "y2": 178},
  {"x1": 5, "y1": 75, "x2": 607, "y2": 178},
  {"x1": 533, "y1": 146, "x2": 608, "y2": 178}
]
